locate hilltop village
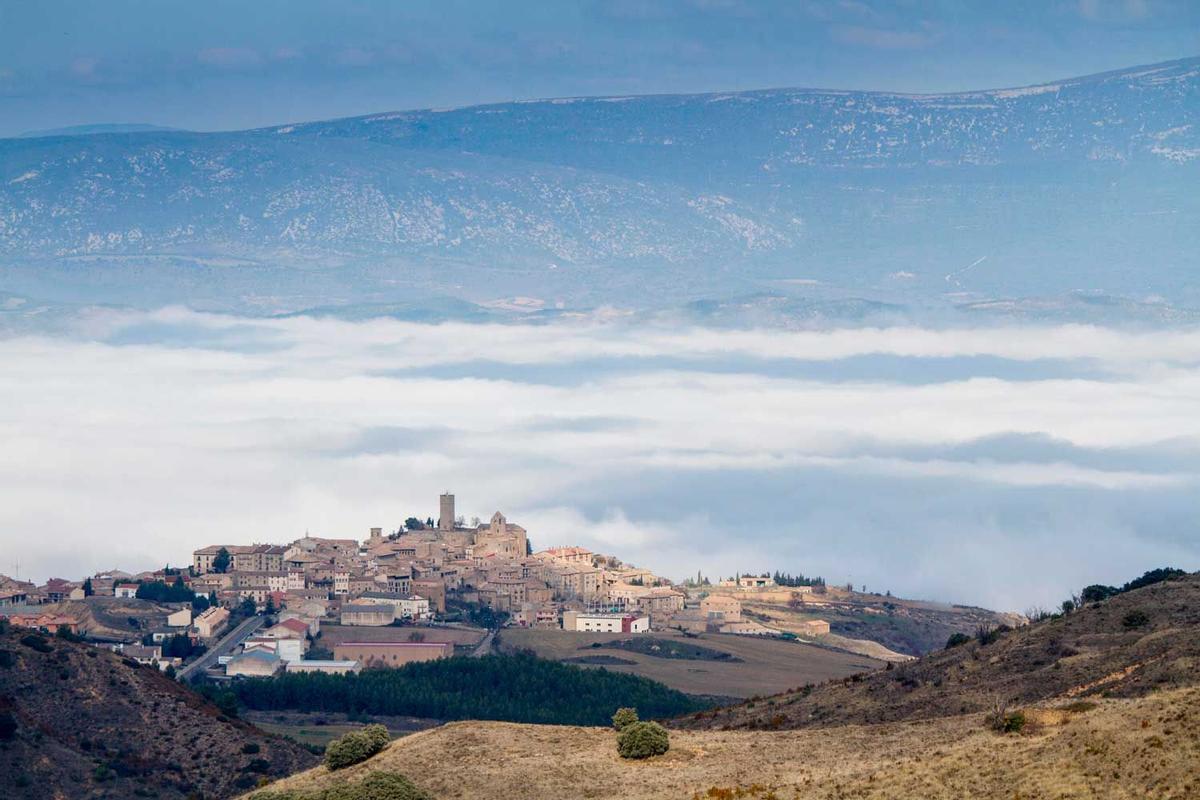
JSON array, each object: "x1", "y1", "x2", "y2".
[{"x1": 0, "y1": 493, "x2": 839, "y2": 680}]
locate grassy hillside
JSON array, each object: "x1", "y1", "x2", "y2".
[
  {"x1": 0, "y1": 623, "x2": 317, "y2": 799},
  {"x1": 497, "y1": 628, "x2": 882, "y2": 699},
  {"x1": 680, "y1": 572, "x2": 1200, "y2": 731},
  {"x1": 244, "y1": 686, "x2": 1200, "y2": 799},
  {"x1": 243, "y1": 572, "x2": 1200, "y2": 799}
]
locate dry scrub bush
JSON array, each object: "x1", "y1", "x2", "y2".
[
  {"x1": 617, "y1": 721, "x2": 670, "y2": 759},
  {"x1": 324, "y1": 724, "x2": 391, "y2": 771},
  {"x1": 249, "y1": 771, "x2": 431, "y2": 800},
  {"x1": 612, "y1": 707, "x2": 639, "y2": 731}
]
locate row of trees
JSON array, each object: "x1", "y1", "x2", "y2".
[
  {"x1": 1057, "y1": 567, "x2": 1187, "y2": 617},
  {"x1": 134, "y1": 578, "x2": 195, "y2": 603},
  {"x1": 229, "y1": 653, "x2": 707, "y2": 725},
  {"x1": 772, "y1": 571, "x2": 826, "y2": 587},
  {"x1": 1079, "y1": 567, "x2": 1187, "y2": 604},
  {"x1": 1020, "y1": 566, "x2": 1188, "y2": 623}
]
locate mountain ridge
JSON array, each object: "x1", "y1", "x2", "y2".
[{"x1": 1, "y1": 57, "x2": 1197, "y2": 314}]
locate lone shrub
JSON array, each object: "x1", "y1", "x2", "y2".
[
  {"x1": 612, "y1": 707, "x2": 639, "y2": 731},
  {"x1": 944, "y1": 633, "x2": 971, "y2": 649},
  {"x1": 975, "y1": 625, "x2": 1011, "y2": 646},
  {"x1": 19, "y1": 634, "x2": 52, "y2": 653},
  {"x1": 325, "y1": 732, "x2": 373, "y2": 771},
  {"x1": 325, "y1": 725, "x2": 390, "y2": 771},
  {"x1": 1122, "y1": 610, "x2": 1149, "y2": 629},
  {"x1": 1001, "y1": 711, "x2": 1026, "y2": 733},
  {"x1": 361, "y1": 724, "x2": 391, "y2": 752},
  {"x1": 617, "y1": 721, "x2": 670, "y2": 759},
  {"x1": 324, "y1": 771, "x2": 432, "y2": 800},
  {"x1": 1061, "y1": 701, "x2": 1097, "y2": 713},
  {"x1": 987, "y1": 709, "x2": 1026, "y2": 734},
  {"x1": 249, "y1": 771, "x2": 431, "y2": 800}
]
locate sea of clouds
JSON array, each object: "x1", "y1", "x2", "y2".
[{"x1": 2, "y1": 307, "x2": 1198, "y2": 610}]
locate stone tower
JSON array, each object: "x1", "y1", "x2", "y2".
[{"x1": 439, "y1": 493, "x2": 455, "y2": 531}]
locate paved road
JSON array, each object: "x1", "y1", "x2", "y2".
[
  {"x1": 470, "y1": 629, "x2": 496, "y2": 658},
  {"x1": 178, "y1": 614, "x2": 265, "y2": 681}
]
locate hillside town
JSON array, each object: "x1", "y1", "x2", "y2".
[{"x1": 0, "y1": 493, "x2": 834, "y2": 679}]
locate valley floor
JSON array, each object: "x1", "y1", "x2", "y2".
[{"x1": 252, "y1": 685, "x2": 1200, "y2": 799}]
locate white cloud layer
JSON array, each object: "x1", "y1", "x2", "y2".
[{"x1": 1, "y1": 310, "x2": 1198, "y2": 610}]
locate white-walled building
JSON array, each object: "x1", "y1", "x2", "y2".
[
  {"x1": 243, "y1": 637, "x2": 303, "y2": 663},
  {"x1": 562, "y1": 611, "x2": 649, "y2": 633}
]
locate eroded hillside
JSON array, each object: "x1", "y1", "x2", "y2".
[
  {"x1": 679, "y1": 573, "x2": 1200, "y2": 731},
  {"x1": 0, "y1": 624, "x2": 317, "y2": 799}
]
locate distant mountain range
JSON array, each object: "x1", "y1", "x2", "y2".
[
  {"x1": 1, "y1": 57, "x2": 1197, "y2": 316},
  {"x1": 15, "y1": 123, "x2": 183, "y2": 139}
]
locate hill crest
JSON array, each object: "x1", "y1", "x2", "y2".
[{"x1": 678, "y1": 571, "x2": 1200, "y2": 731}]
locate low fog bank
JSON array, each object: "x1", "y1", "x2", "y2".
[{"x1": 1, "y1": 307, "x2": 1197, "y2": 610}]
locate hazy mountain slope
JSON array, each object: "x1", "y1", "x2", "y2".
[
  {"x1": 1, "y1": 58, "x2": 1197, "y2": 313},
  {"x1": 678, "y1": 572, "x2": 1200, "y2": 731},
  {"x1": 276, "y1": 57, "x2": 1200, "y2": 175},
  {"x1": 0, "y1": 625, "x2": 317, "y2": 799},
  {"x1": 17, "y1": 123, "x2": 182, "y2": 138}
]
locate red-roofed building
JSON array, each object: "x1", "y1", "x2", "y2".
[
  {"x1": 272, "y1": 617, "x2": 310, "y2": 636},
  {"x1": 2, "y1": 612, "x2": 79, "y2": 633}
]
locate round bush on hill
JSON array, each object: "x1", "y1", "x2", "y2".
[
  {"x1": 323, "y1": 771, "x2": 432, "y2": 800},
  {"x1": 361, "y1": 724, "x2": 391, "y2": 752},
  {"x1": 249, "y1": 771, "x2": 431, "y2": 800},
  {"x1": 616, "y1": 721, "x2": 670, "y2": 759},
  {"x1": 611, "y1": 707, "x2": 639, "y2": 731},
  {"x1": 324, "y1": 725, "x2": 390, "y2": 771}
]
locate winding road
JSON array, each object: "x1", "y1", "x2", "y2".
[{"x1": 177, "y1": 614, "x2": 265, "y2": 681}]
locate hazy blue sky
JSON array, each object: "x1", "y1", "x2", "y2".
[{"x1": 1, "y1": 0, "x2": 1196, "y2": 136}]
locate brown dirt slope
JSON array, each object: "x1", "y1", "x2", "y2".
[
  {"x1": 679, "y1": 573, "x2": 1200, "y2": 731},
  {"x1": 0, "y1": 624, "x2": 317, "y2": 800},
  {"x1": 40, "y1": 596, "x2": 185, "y2": 641},
  {"x1": 248, "y1": 685, "x2": 1200, "y2": 800}
]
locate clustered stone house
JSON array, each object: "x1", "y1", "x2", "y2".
[
  {"x1": 0, "y1": 570, "x2": 205, "y2": 642},
  {"x1": 3, "y1": 492, "x2": 832, "y2": 676},
  {"x1": 190, "y1": 494, "x2": 688, "y2": 637}
]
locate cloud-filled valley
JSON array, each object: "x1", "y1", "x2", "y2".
[{"x1": 2, "y1": 308, "x2": 1198, "y2": 610}]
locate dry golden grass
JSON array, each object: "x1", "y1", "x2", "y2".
[
  {"x1": 252, "y1": 685, "x2": 1200, "y2": 800},
  {"x1": 498, "y1": 627, "x2": 881, "y2": 698}
]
